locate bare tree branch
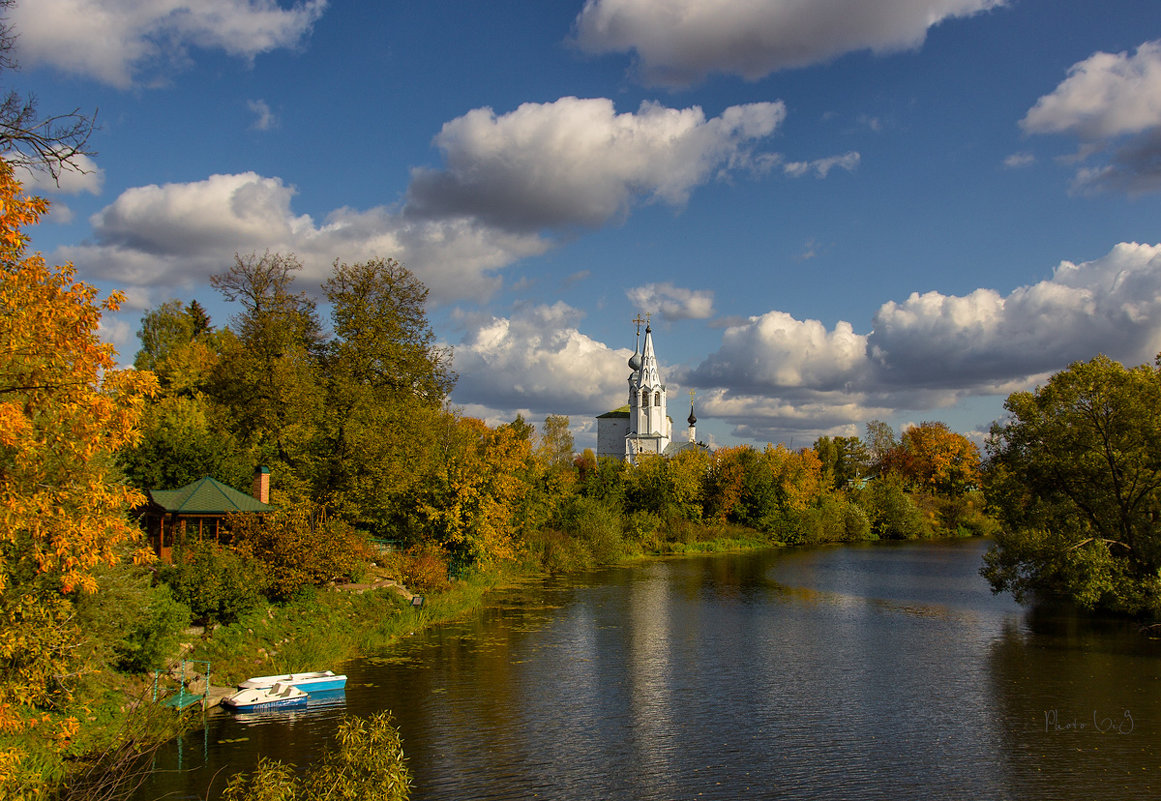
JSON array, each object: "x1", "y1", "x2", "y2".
[{"x1": 0, "y1": 0, "x2": 97, "y2": 181}]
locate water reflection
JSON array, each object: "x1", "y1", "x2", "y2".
[
  {"x1": 135, "y1": 540, "x2": 1161, "y2": 801},
  {"x1": 988, "y1": 607, "x2": 1160, "y2": 799}
]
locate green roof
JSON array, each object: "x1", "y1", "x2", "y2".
[
  {"x1": 149, "y1": 476, "x2": 271, "y2": 514},
  {"x1": 597, "y1": 405, "x2": 630, "y2": 419}
]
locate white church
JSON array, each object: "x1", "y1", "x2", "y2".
[{"x1": 596, "y1": 316, "x2": 708, "y2": 463}]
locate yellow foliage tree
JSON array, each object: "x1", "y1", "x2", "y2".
[
  {"x1": 416, "y1": 416, "x2": 532, "y2": 568},
  {"x1": 900, "y1": 421, "x2": 981, "y2": 497},
  {"x1": 765, "y1": 444, "x2": 825, "y2": 512},
  {"x1": 0, "y1": 162, "x2": 156, "y2": 769}
]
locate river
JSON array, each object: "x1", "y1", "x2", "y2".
[{"x1": 137, "y1": 538, "x2": 1161, "y2": 800}]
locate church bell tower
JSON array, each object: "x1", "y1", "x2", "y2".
[{"x1": 625, "y1": 314, "x2": 670, "y2": 461}]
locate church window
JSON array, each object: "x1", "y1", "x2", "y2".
[{"x1": 654, "y1": 391, "x2": 661, "y2": 406}]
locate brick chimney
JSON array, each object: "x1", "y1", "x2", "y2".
[{"x1": 252, "y1": 466, "x2": 270, "y2": 504}]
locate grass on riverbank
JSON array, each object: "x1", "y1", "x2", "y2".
[
  {"x1": 192, "y1": 521, "x2": 782, "y2": 683},
  {"x1": 186, "y1": 566, "x2": 515, "y2": 686}
]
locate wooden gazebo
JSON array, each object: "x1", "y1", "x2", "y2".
[{"x1": 142, "y1": 475, "x2": 271, "y2": 561}]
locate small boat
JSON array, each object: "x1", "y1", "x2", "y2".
[
  {"x1": 237, "y1": 670, "x2": 348, "y2": 693},
  {"x1": 222, "y1": 681, "x2": 308, "y2": 711}
]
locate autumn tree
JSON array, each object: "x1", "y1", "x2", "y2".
[
  {"x1": 983, "y1": 355, "x2": 1161, "y2": 614},
  {"x1": 410, "y1": 415, "x2": 533, "y2": 570},
  {"x1": 0, "y1": 162, "x2": 155, "y2": 778},
  {"x1": 703, "y1": 446, "x2": 749, "y2": 524},
  {"x1": 899, "y1": 421, "x2": 981, "y2": 497},
  {"x1": 537, "y1": 415, "x2": 575, "y2": 470}
]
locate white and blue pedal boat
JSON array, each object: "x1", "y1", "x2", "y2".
[
  {"x1": 237, "y1": 670, "x2": 347, "y2": 693},
  {"x1": 221, "y1": 681, "x2": 308, "y2": 711}
]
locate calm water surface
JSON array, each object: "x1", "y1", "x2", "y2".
[{"x1": 139, "y1": 539, "x2": 1161, "y2": 800}]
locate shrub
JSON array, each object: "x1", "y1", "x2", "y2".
[
  {"x1": 226, "y1": 508, "x2": 371, "y2": 602},
  {"x1": 162, "y1": 541, "x2": 265, "y2": 625},
  {"x1": 397, "y1": 545, "x2": 451, "y2": 593},
  {"x1": 523, "y1": 528, "x2": 590, "y2": 573},
  {"x1": 623, "y1": 509, "x2": 663, "y2": 551},
  {"x1": 73, "y1": 567, "x2": 191, "y2": 673},
  {"x1": 843, "y1": 502, "x2": 873, "y2": 541},
  {"x1": 111, "y1": 584, "x2": 191, "y2": 673},
  {"x1": 859, "y1": 474, "x2": 931, "y2": 539},
  {"x1": 221, "y1": 711, "x2": 411, "y2": 801},
  {"x1": 555, "y1": 496, "x2": 623, "y2": 564}
]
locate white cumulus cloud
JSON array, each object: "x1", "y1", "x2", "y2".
[
  {"x1": 57, "y1": 96, "x2": 799, "y2": 306},
  {"x1": 12, "y1": 0, "x2": 327, "y2": 88},
  {"x1": 573, "y1": 0, "x2": 1005, "y2": 87},
  {"x1": 1021, "y1": 40, "x2": 1161, "y2": 140},
  {"x1": 689, "y1": 311, "x2": 870, "y2": 394},
  {"x1": 57, "y1": 171, "x2": 548, "y2": 302},
  {"x1": 868, "y1": 241, "x2": 1161, "y2": 386},
  {"x1": 626, "y1": 282, "x2": 714, "y2": 320},
  {"x1": 1022, "y1": 40, "x2": 1161, "y2": 194},
  {"x1": 450, "y1": 303, "x2": 633, "y2": 416},
  {"x1": 406, "y1": 97, "x2": 786, "y2": 231},
  {"x1": 686, "y1": 242, "x2": 1161, "y2": 443}
]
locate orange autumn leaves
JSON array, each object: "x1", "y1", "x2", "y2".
[
  {"x1": 0, "y1": 162, "x2": 156, "y2": 749},
  {"x1": 0, "y1": 162, "x2": 157, "y2": 597}
]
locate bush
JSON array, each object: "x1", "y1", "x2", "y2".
[
  {"x1": 111, "y1": 583, "x2": 191, "y2": 673},
  {"x1": 227, "y1": 508, "x2": 371, "y2": 602},
  {"x1": 523, "y1": 528, "x2": 590, "y2": 573},
  {"x1": 222, "y1": 711, "x2": 410, "y2": 801},
  {"x1": 549, "y1": 496, "x2": 624, "y2": 564},
  {"x1": 162, "y1": 541, "x2": 265, "y2": 625},
  {"x1": 843, "y1": 502, "x2": 873, "y2": 541},
  {"x1": 859, "y1": 474, "x2": 931, "y2": 539},
  {"x1": 623, "y1": 509, "x2": 664, "y2": 551},
  {"x1": 396, "y1": 545, "x2": 451, "y2": 593},
  {"x1": 74, "y1": 567, "x2": 191, "y2": 673}
]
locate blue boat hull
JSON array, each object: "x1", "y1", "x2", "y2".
[
  {"x1": 293, "y1": 676, "x2": 347, "y2": 692},
  {"x1": 224, "y1": 695, "x2": 308, "y2": 712}
]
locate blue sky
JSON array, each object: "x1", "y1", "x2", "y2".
[{"x1": 15, "y1": 0, "x2": 1161, "y2": 452}]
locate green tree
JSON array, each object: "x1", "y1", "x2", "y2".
[
  {"x1": 121, "y1": 298, "x2": 248, "y2": 491},
  {"x1": 859, "y1": 472, "x2": 930, "y2": 539},
  {"x1": 982, "y1": 355, "x2": 1161, "y2": 614},
  {"x1": 323, "y1": 258, "x2": 454, "y2": 403},
  {"x1": 210, "y1": 252, "x2": 325, "y2": 502},
  {"x1": 813, "y1": 435, "x2": 869, "y2": 490},
  {"x1": 118, "y1": 393, "x2": 250, "y2": 491},
  {"x1": 314, "y1": 260, "x2": 455, "y2": 533}
]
